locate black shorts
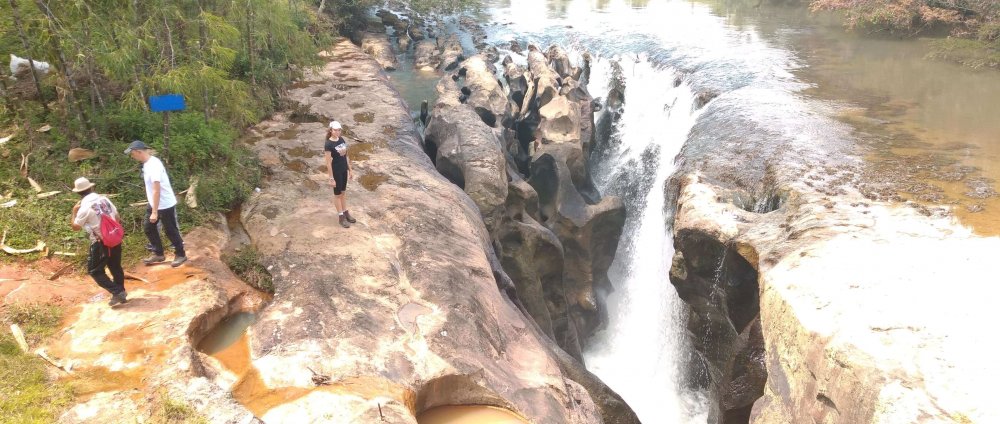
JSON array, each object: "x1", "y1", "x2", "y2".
[{"x1": 333, "y1": 169, "x2": 348, "y2": 195}]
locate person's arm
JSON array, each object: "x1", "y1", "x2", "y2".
[
  {"x1": 149, "y1": 181, "x2": 161, "y2": 223},
  {"x1": 324, "y1": 151, "x2": 335, "y2": 186},
  {"x1": 70, "y1": 201, "x2": 83, "y2": 231}
]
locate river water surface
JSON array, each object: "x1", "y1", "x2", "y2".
[{"x1": 387, "y1": 0, "x2": 1000, "y2": 422}]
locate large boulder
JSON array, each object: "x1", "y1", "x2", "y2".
[
  {"x1": 497, "y1": 176, "x2": 563, "y2": 340},
  {"x1": 547, "y1": 45, "x2": 578, "y2": 80},
  {"x1": 360, "y1": 32, "x2": 397, "y2": 71},
  {"x1": 459, "y1": 55, "x2": 509, "y2": 128},
  {"x1": 527, "y1": 47, "x2": 561, "y2": 109},
  {"x1": 414, "y1": 40, "x2": 440, "y2": 71},
  {"x1": 424, "y1": 93, "x2": 509, "y2": 234},
  {"x1": 538, "y1": 95, "x2": 583, "y2": 145},
  {"x1": 529, "y1": 145, "x2": 625, "y2": 344},
  {"x1": 438, "y1": 34, "x2": 464, "y2": 72}
]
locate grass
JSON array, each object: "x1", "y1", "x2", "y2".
[
  {"x1": 0, "y1": 304, "x2": 74, "y2": 423},
  {"x1": 927, "y1": 37, "x2": 1000, "y2": 69},
  {"x1": 225, "y1": 246, "x2": 274, "y2": 294},
  {"x1": 149, "y1": 391, "x2": 209, "y2": 424}
]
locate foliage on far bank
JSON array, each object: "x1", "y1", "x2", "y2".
[{"x1": 811, "y1": 0, "x2": 1000, "y2": 67}]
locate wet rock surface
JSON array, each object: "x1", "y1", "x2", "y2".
[
  {"x1": 236, "y1": 39, "x2": 609, "y2": 423},
  {"x1": 360, "y1": 33, "x2": 398, "y2": 71}
]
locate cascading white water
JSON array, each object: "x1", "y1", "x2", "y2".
[{"x1": 583, "y1": 57, "x2": 709, "y2": 423}]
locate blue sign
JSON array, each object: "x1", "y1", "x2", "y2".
[{"x1": 149, "y1": 94, "x2": 186, "y2": 112}]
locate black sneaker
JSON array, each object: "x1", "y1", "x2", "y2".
[
  {"x1": 339, "y1": 214, "x2": 350, "y2": 228},
  {"x1": 108, "y1": 292, "x2": 128, "y2": 307},
  {"x1": 344, "y1": 210, "x2": 357, "y2": 224},
  {"x1": 143, "y1": 255, "x2": 166, "y2": 265},
  {"x1": 171, "y1": 256, "x2": 188, "y2": 267}
]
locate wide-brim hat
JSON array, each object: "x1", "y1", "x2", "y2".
[{"x1": 72, "y1": 177, "x2": 95, "y2": 193}]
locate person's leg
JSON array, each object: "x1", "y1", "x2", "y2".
[
  {"x1": 160, "y1": 206, "x2": 186, "y2": 258},
  {"x1": 143, "y1": 207, "x2": 165, "y2": 256},
  {"x1": 108, "y1": 244, "x2": 126, "y2": 297},
  {"x1": 87, "y1": 242, "x2": 117, "y2": 295},
  {"x1": 338, "y1": 170, "x2": 356, "y2": 223}
]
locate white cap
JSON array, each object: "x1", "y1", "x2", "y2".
[{"x1": 329, "y1": 121, "x2": 342, "y2": 130}]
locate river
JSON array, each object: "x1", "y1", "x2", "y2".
[{"x1": 387, "y1": 0, "x2": 1000, "y2": 422}]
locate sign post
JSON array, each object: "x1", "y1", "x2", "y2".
[{"x1": 148, "y1": 94, "x2": 186, "y2": 164}]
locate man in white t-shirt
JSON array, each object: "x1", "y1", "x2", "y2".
[
  {"x1": 125, "y1": 140, "x2": 187, "y2": 267},
  {"x1": 70, "y1": 177, "x2": 128, "y2": 306}
]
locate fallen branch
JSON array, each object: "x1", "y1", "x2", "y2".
[
  {"x1": 19, "y1": 153, "x2": 29, "y2": 177},
  {"x1": 35, "y1": 348, "x2": 72, "y2": 374},
  {"x1": 48, "y1": 263, "x2": 75, "y2": 281},
  {"x1": 27, "y1": 177, "x2": 42, "y2": 193},
  {"x1": 124, "y1": 272, "x2": 150, "y2": 284},
  {"x1": 185, "y1": 176, "x2": 199, "y2": 208},
  {"x1": 0, "y1": 231, "x2": 46, "y2": 255},
  {"x1": 10, "y1": 324, "x2": 30, "y2": 353},
  {"x1": 0, "y1": 277, "x2": 29, "y2": 283},
  {"x1": 36, "y1": 191, "x2": 61, "y2": 198}
]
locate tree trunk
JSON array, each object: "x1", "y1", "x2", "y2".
[
  {"x1": 163, "y1": 14, "x2": 175, "y2": 69},
  {"x1": 198, "y1": 0, "x2": 211, "y2": 122},
  {"x1": 246, "y1": 0, "x2": 256, "y2": 87},
  {"x1": 35, "y1": 0, "x2": 96, "y2": 146},
  {"x1": 317, "y1": 0, "x2": 326, "y2": 14},
  {"x1": 8, "y1": 0, "x2": 50, "y2": 115}
]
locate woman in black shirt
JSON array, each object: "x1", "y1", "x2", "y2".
[{"x1": 324, "y1": 121, "x2": 356, "y2": 228}]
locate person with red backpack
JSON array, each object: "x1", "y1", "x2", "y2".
[{"x1": 70, "y1": 177, "x2": 127, "y2": 307}]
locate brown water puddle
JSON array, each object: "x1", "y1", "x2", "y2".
[
  {"x1": 209, "y1": 333, "x2": 415, "y2": 417},
  {"x1": 64, "y1": 366, "x2": 145, "y2": 398},
  {"x1": 416, "y1": 405, "x2": 528, "y2": 424}
]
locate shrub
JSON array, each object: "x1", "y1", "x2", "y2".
[{"x1": 225, "y1": 246, "x2": 273, "y2": 294}]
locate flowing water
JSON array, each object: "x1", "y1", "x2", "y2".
[{"x1": 385, "y1": 0, "x2": 1000, "y2": 421}]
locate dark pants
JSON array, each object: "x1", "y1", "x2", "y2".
[
  {"x1": 144, "y1": 206, "x2": 186, "y2": 257},
  {"x1": 88, "y1": 242, "x2": 125, "y2": 296}
]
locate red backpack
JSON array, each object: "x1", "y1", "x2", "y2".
[{"x1": 98, "y1": 199, "x2": 124, "y2": 248}]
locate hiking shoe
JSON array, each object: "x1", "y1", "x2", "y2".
[
  {"x1": 339, "y1": 214, "x2": 350, "y2": 228},
  {"x1": 143, "y1": 255, "x2": 166, "y2": 265},
  {"x1": 344, "y1": 211, "x2": 357, "y2": 224},
  {"x1": 146, "y1": 243, "x2": 172, "y2": 252},
  {"x1": 108, "y1": 292, "x2": 128, "y2": 307},
  {"x1": 171, "y1": 256, "x2": 188, "y2": 268}
]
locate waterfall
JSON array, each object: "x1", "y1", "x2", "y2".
[{"x1": 583, "y1": 56, "x2": 709, "y2": 423}]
